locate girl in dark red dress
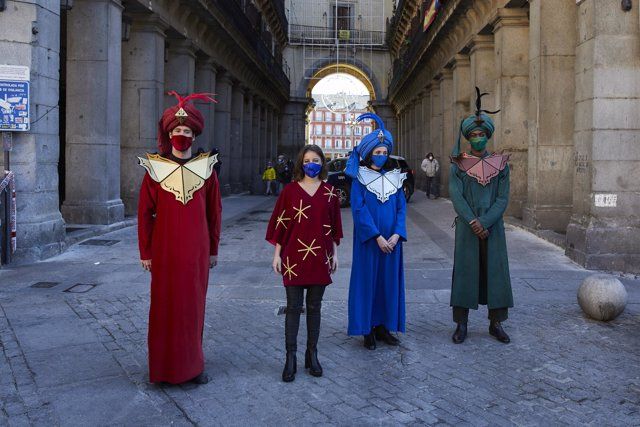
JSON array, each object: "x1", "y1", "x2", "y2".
[{"x1": 266, "y1": 144, "x2": 343, "y2": 382}]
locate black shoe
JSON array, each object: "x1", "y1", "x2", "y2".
[
  {"x1": 374, "y1": 325, "x2": 400, "y2": 346},
  {"x1": 452, "y1": 323, "x2": 467, "y2": 344},
  {"x1": 282, "y1": 351, "x2": 297, "y2": 382},
  {"x1": 190, "y1": 372, "x2": 210, "y2": 384},
  {"x1": 305, "y1": 348, "x2": 323, "y2": 377},
  {"x1": 489, "y1": 322, "x2": 510, "y2": 344},
  {"x1": 363, "y1": 331, "x2": 376, "y2": 350}
]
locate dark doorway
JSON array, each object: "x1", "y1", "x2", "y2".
[
  {"x1": 58, "y1": 8, "x2": 67, "y2": 208},
  {"x1": 333, "y1": 4, "x2": 352, "y2": 33}
]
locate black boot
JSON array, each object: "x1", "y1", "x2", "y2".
[
  {"x1": 282, "y1": 351, "x2": 297, "y2": 382},
  {"x1": 188, "y1": 371, "x2": 209, "y2": 385},
  {"x1": 489, "y1": 321, "x2": 510, "y2": 344},
  {"x1": 452, "y1": 322, "x2": 467, "y2": 344},
  {"x1": 305, "y1": 348, "x2": 322, "y2": 377},
  {"x1": 374, "y1": 325, "x2": 400, "y2": 346},
  {"x1": 363, "y1": 330, "x2": 376, "y2": 350}
]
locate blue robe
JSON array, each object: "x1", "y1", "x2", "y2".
[{"x1": 347, "y1": 172, "x2": 407, "y2": 336}]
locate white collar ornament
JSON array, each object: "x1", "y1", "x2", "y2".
[{"x1": 356, "y1": 166, "x2": 407, "y2": 203}]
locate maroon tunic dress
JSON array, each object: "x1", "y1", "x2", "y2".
[
  {"x1": 266, "y1": 182, "x2": 343, "y2": 286},
  {"x1": 138, "y1": 164, "x2": 221, "y2": 384}
]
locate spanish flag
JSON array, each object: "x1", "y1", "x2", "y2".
[{"x1": 423, "y1": 0, "x2": 441, "y2": 32}]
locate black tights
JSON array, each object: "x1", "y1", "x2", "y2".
[{"x1": 285, "y1": 286, "x2": 326, "y2": 352}]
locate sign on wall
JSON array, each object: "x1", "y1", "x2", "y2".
[{"x1": 0, "y1": 65, "x2": 30, "y2": 132}]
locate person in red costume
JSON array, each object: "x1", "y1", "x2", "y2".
[
  {"x1": 137, "y1": 91, "x2": 221, "y2": 385},
  {"x1": 266, "y1": 144, "x2": 343, "y2": 382}
]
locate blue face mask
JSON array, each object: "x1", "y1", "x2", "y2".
[
  {"x1": 371, "y1": 154, "x2": 388, "y2": 168},
  {"x1": 302, "y1": 162, "x2": 322, "y2": 178}
]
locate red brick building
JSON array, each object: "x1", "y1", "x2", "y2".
[{"x1": 308, "y1": 107, "x2": 372, "y2": 159}]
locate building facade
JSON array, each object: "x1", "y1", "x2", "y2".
[
  {"x1": 388, "y1": 0, "x2": 640, "y2": 273},
  {"x1": 0, "y1": 0, "x2": 298, "y2": 263}
]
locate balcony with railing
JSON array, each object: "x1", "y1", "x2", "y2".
[
  {"x1": 213, "y1": 0, "x2": 290, "y2": 90},
  {"x1": 289, "y1": 24, "x2": 386, "y2": 46}
]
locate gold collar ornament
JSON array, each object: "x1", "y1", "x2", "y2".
[{"x1": 137, "y1": 152, "x2": 218, "y2": 205}]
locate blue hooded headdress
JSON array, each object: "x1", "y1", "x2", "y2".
[
  {"x1": 451, "y1": 87, "x2": 500, "y2": 157},
  {"x1": 345, "y1": 113, "x2": 393, "y2": 178}
]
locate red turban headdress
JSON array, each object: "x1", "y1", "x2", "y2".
[{"x1": 158, "y1": 91, "x2": 217, "y2": 155}]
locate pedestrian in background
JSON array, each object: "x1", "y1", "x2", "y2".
[
  {"x1": 421, "y1": 152, "x2": 440, "y2": 199},
  {"x1": 266, "y1": 144, "x2": 343, "y2": 382},
  {"x1": 262, "y1": 161, "x2": 276, "y2": 195},
  {"x1": 275, "y1": 154, "x2": 293, "y2": 195}
]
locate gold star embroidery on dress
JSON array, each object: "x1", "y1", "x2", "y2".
[
  {"x1": 283, "y1": 257, "x2": 298, "y2": 280},
  {"x1": 276, "y1": 210, "x2": 290, "y2": 229},
  {"x1": 324, "y1": 186, "x2": 337, "y2": 202},
  {"x1": 293, "y1": 199, "x2": 310, "y2": 223},
  {"x1": 325, "y1": 251, "x2": 333, "y2": 266},
  {"x1": 323, "y1": 224, "x2": 332, "y2": 236},
  {"x1": 297, "y1": 238, "x2": 321, "y2": 260}
]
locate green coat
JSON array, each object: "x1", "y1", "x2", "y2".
[{"x1": 448, "y1": 156, "x2": 513, "y2": 310}]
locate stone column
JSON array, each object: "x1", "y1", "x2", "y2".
[
  {"x1": 412, "y1": 98, "x2": 422, "y2": 171},
  {"x1": 163, "y1": 39, "x2": 195, "y2": 107},
  {"x1": 194, "y1": 58, "x2": 217, "y2": 153},
  {"x1": 230, "y1": 83, "x2": 245, "y2": 191},
  {"x1": 492, "y1": 8, "x2": 530, "y2": 217},
  {"x1": 370, "y1": 101, "x2": 397, "y2": 137},
  {"x1": 260, "y1": 103, "x2": 268, "y2": 166},
  {"x1": 281, "y1": 98, "x2": 308, "y2": 159},
  {"x1": 266, "y1": 106, "x2": 274, "y2": 161},
  {"x1": 523, "y1": 0, "x2": 576, "y2": 231},
  {"x1": 120, "y1": 13, "x2": 166, "y2": 216},
  {"x1": 566, "y1": 0, "x2": 640, "y2": 273},
  {"x1": 439, "y1": 67, "x2": 454, "y2": 197},
  {"x1": 451, "y1": 54, "x2": 471, "y2": 155},
  {"x1": 62, "y1": 0, "x2": 125, "y2": 224},
  {"x1": 242, "y1": 92, "x2": 255, "y2": 191},
  {"x1": 214, "y1": 71, "x2": 233, "y2": 192},
  {"x1": 252, "y1": 96, "x2": 263, "y2": 193},
  {"x1": 468, "y1": 35, "x2": 497, "y2": 114},
  {"x1": 429, "y1": 79, "x2": 443, "y2": 182},
  {"x1": 406, "y1": 101, "x2": 415, "y2": 165},
  {"x1": 3, "y1": 0, "x2": 65, "y2": 261}
]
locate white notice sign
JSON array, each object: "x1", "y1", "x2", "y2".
[
  {"x1": 594, "y1": 194, "x2": 617, "y2": 207},
  {"x1": 0, "y1": 65, "x2": 30, "y2": 82}
]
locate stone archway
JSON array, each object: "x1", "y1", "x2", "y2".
[{"x1": 305, "y1": 63, "x2": 377, "y2": 101}]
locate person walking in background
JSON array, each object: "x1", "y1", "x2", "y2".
[
  {"x1": 262, "y1": 161, "x2": 276, "y2": 195},
  {"x1": 420, "y1": 152, "x2": 440, "y2": 199},
  {"x1": 275, "y1": 154, "x2": 293, "y2": 195}
]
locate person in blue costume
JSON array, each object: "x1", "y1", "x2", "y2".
[
  {"x1": 449, "y1": 88, "x2": 513, "y2": 345},
  {"x1": 345, "y1": 113, "x2": 407, "y2": 350}
]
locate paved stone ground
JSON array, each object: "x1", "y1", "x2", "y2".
[{"x1": 1, "y1": 194, "x2": 639, "y2": 426}]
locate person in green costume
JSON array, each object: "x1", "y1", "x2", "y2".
[{"x1": 448, "y1": 88, "x2": 513, "y2": 344}]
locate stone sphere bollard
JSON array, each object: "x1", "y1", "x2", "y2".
[{"x1": 577, "y1": 274, "x2": 628, "y2": 321}]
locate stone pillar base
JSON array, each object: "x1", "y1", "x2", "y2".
[
  {"x1": 12, "y1": 216, "x2": 66, "y2": 264},
  {"x1": 522, "y1": 205, "x2": 571, "y2": 233},
  {"x1": 566, "y1": 220, "x2": 640, "y2": 274},
  {"x1": 62, "y1": 200, "x2": 125, "y2": 225}
]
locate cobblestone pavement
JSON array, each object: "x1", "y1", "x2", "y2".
[{"x1": 1, "y1": 194, "x2": 639, "y2": 426}]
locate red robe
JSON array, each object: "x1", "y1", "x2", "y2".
[
  {"x1": 138, "y1": 164, "x2": 221, "y2": 384},
  {"x1": 266, "y1": 182, "x2": 343, "y2": 286}
]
